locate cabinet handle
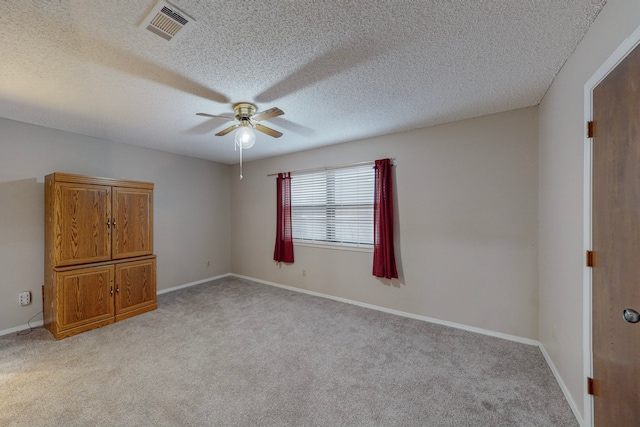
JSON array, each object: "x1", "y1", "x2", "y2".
[
  {"x1": 110, "y1": 286, "x2": 114, "y2": 296},
  {"x1": 107, "y1": 219, "x2": 111, "y2": 228},
  {"x1": 116, "y1": 287, "x2": 120, "y2": 294},
  {"x1": 113, "y1": 219, "x2": 117, "y2": 226}
]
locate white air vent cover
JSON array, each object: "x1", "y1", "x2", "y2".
[{"x1": 140, "y1": 0, "x2": 195, "y2": 42}]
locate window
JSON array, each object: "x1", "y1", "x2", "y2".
[{"x1": 290, "y1": 164, "x2": 374, "y2": 247}]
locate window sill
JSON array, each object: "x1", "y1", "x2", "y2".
[{"x1": 293, "y1": 240, "x2": 374, "y2": 253}]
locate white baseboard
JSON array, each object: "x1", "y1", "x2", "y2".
[
  {"x1": 232, "y1": 274, "x2": 540, "y2": 347},
  {"x1": 539, "y1": 344, "x2": 584, "y2": 426},
  {"x1": 0, "y1": 320, "x2": 44, "y2": 337},
  {"x1": 156, "y1": 273, "x2": 233, "y2": 295}
]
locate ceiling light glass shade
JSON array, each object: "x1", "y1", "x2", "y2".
[{"x1": 235, "y1": 126, "x2": 255, "y2": 149}]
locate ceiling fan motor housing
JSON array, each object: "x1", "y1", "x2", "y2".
[{"x1": 233, "y1": 102, "x2": 256, "y2": 123}]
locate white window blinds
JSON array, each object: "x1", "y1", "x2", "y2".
[{"x1": 290, "y1": 163, "x2": 374, "y2": 247}]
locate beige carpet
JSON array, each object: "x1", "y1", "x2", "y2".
[{"x1": 0, "y1": 276, "x2": 577, "y2": 426}]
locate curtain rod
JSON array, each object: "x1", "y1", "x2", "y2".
[{"x1": 267, "y1": 158, "x2": 395, "y2": 177}]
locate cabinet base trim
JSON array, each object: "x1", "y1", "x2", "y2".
[
  {"x1": 48, "y1": 318, "x2": 115, "y2": 340},
  {"x1": 115, "y1": 303, "x2": 157, "y2": 322}
]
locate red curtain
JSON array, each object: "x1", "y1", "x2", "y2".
[
  {"x1": 373, "y1": 159, "x2": 398, "y2": 279},
  {"x1": 274, "y1": 172, "x2": 294, "y2": 263}
]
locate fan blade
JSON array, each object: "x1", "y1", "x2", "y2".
[
  {"x1": 215, "y1": 124, "x2": 240, "y2": 136},
  {"x1": 254, "y1": 124, "x2": 283, "y2": 138},
  {"x1": 196, "y1": 113, "x2": 235, "y2": 121},
  {"x1": 252, "y1": 107, "x2": 284, "y2": 122}
]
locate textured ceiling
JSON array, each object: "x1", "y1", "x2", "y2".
[{"x1": 0, "y1": 0, "x2": 606, "y2": 164}]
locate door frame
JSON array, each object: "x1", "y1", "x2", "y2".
[{"x1": 583, "y1": 24, "x2": 640, "y2": 427}]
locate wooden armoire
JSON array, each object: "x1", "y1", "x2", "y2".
[{"x1": 44, "y1": 173, "x2": 157, "y2": 339}]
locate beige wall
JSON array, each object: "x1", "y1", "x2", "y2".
[
  {"x1": 231, "y1": 107, "x2": 539, "y2": 340},
  {"x1": 0, "y1": 117, "x2": 231, "y2": 332},
  {"x1": 538, "y1": 0, "x2": 640, "y2": 419}
]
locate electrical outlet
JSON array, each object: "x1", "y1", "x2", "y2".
[
  {"x1": 552, "y1": 326, "x2": 557, "y2": 342},
  {"x1": 19, "y1": 291, "x2": 31, "y2": 306},
  {"x1": 302, "y1": 269, "x2": 307, "y2": 277}
]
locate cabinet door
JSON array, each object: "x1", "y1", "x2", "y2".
[
  {"x1": 55, "y1": 183, "x2": 111, "y2": 266},
  {"x1": 56, "y1": 265, "x2": 115, "y2": 333},
  {"x1": 112, "y1": 187, "x2": 153, "y2": 259},
  {"x1": 115, "y1": 258, "x2": 156, "y2": 321}
]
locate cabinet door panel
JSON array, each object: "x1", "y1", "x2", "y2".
[
  {"x1": 57, "y1": 266, "x2": 114, "y2": 331},
  {"x1": 55, "y1": 183, "x2": 111, "y2": 266},
  {"x1": 112, "y1": 188, "x2": 153, "y2": 259},
  {"x1": 115, "y1": 258, "x2": 156, "y2": 320}
]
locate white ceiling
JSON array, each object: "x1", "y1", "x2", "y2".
[{"x1": 0, "y1": 0, "x2": 606, "y2": 164}]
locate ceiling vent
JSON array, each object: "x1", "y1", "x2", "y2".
[{"x1": 140, "y1": 0, "x2": 195, "y2": 42}]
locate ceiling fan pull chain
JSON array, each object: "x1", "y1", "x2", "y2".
[{"x1": 239, "y1": 144, "x2": 243, "y2": 180}]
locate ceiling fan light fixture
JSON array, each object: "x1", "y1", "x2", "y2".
[
  {"x1": 235, "y1": 126, "x2": 255, "y2": 149},
  {"x1": 197, "y1": 102, "x2": 284, "y2": 179}
]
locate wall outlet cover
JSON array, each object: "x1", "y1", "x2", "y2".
[{"x1": 19, "y1": 291, "x2": 31, "y2": 306}]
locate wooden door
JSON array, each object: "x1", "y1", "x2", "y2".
[
  {"x1": 56, "y1": 265, "x2": 115, "y2": 336},
  {"x1": 112, "y1": 187, "x2": 153, "y2": 259},
  {"x1": 592, "y1": 42, "x2": 640, "y2": 426},
  {"x1": 54, "y1": 183, "x2": 111, "y2": 266},
  {"x1": 114, "y1": 258, "x2": 157, "y2": 321}
]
